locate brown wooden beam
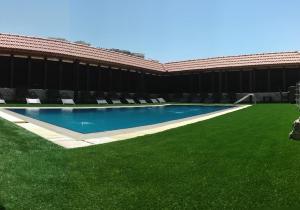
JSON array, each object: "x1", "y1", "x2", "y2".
[
  {"x1": 198, "y1": 73, "x2": 202, "y2": 93},
  {"x1": 224, "y1": 71, "x2": 228, "y2": 93},
  {"x1": 43, "y1": 58, "x2": 48, "y2": 89},
  {"x1": 86, "y1": 64, "x2": 90, "y2": 91},
  {"x1": 73, "y1": 60, "x2": 79, "y2": 91},
  {"x1": 140, "y1": 73, "x2": 145, "y2": 93},
  {"x1": 58, "y1": 59, "x2": 63, "y2": 90},
  {"x1": 253, "y1": 70, "x2": 257, "y2": 92},
  {"x1": 27, "y1": 56, "x2": 31, "y2": 88},
  {"x1": 119, "y1": 70, "x2": 123, "y2": 92},
  {"x1": 218, "y1": 71, "x2": 222, "y2": 93},
  {"x1": 267, "y1": 69, "x2": 271, "y2": 92},
  {"x1": 211, "y1": 72, "x2": 215, "y2": 92},
  {"x1": 108, "y1": 67, "x2": 113, "y2": 92},
  {"x1": 249, "y1": 71, "x2": 253, "y2": 92},
  {"x1": 282, "y1": 69, "x2": 286, "y2": 91},
  {"x1": 239, "y1": 71, "x2": 242, "y2": 92},
  {"x1": 10, "y1": 55, "x2": 14, "y2": 88},
  {"x1": 97, "y1": 66, "x2": 102, "y2": 91}
]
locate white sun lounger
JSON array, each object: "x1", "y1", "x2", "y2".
[
  {"x1": 150, "y1": 98, "x2": 158, "y2": 103},
  {"x1": 125, "y1": 98, "x2": 135, "y2": 104},
  {"x1": 26, "y1": 98, "x2": 41, "y2": 104},
  {"x1": 111, "y1": 99, "x2": 122, "y2": 104},
  {"x1": 157, "y1": 98, "x2": 166, "y2": 103},
  {"x1": 138, "y1": 99, "x2": 147, "y2": 104},
  {"x1": 62, "y1": 99, "x2": 75, "y2": 105},
  {"x1": 0, "y1": 99, "x2": 5, "y2": 104},
  {"x1": 96, "y1": 99, "x2": 108, "y2": 104}
]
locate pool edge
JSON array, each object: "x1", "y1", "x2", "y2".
[{"x1": 0, "y1": 104, "x2": 251, "y2": 149}]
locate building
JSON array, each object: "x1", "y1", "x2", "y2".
[{"x1": 0, "y1": 33, "x2": 300, "y2": 102}]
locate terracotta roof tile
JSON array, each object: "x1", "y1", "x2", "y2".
[
  {"x1": 164, "y1": 52, "x2": 300, "y2": 72},
  {"x1": 0, "y1": 33, "x2": 300, "y2": 72},
  {"x1": 0, "y1": 33, "x2": 164, "y2": 71}
]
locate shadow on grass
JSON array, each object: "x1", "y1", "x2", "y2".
[{"x1": 0, "y1": 205, "x2": 5, "y2": 210}]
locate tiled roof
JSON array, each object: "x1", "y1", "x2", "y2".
[
  {"x1": 0, "y1": 33, "x2": 300, "y2": 73},
  {"x1": 0, "y1": 33, "x2": 164, "y2": 71},
  {"x1": 164, "y1": 51, "x2": 300, "y2": 72}
]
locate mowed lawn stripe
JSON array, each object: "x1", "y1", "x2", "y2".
[{"x1": 1, "y1": 104, "x2": 300, "y2": 209}]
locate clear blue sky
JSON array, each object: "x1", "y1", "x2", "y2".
[{"x1": 0, "y1": 0, "x2": 300, "y2": 62}]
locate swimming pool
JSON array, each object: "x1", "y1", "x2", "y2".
[{"x1": 9, "y1": 105, "x2": 232, "y2": 134}]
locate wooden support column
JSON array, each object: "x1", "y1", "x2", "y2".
[
  {"x1": 10, "y1": 55, "x2": 14, "y2": 88},
  {"x1": 189, "y1": 74, "x2": 193, "y2": 93},
  {"x1": 97, "y1": 66, "x2": 102, "y2": 91},
  {"x1": 135, "y1": 72, "x2": 139, "y2": 93},
  {"x1": 282, "y1": 69, "x2": 286, "y2": 91},
  {"x1": 73, "y1": 60, "x2": 79, "y2": 91},
  {"x1": 165, "y1": 75, "x2": 170, "y2": 93},
  {"x1": 138, "y1": 72, "x2": 142, "y2": 93},
  {"x1": 119, "y1": 70, "x2": 123, "y2": 92},
  {"x1": 218, "y1": 71, "x2": 222, "y2": 93},
  {"x1": 127, "y1": 71, "x2": 132, "y2": 92},
  {"x1": 267, "y1": 69, "x2": 271, "y2": 92},
  {"x1": 86, "y1": 64, "x2": 90, "y2": 91},
  {"x1": 252, "y1": 70, "x2": 256, "y2": 92},
  {"x1": 140, "y1": 73, "x2": 145, "y2": 93},
  {"x1": 198, "y1": 73, "x2": 202, "y2": 93},
  {"x1": 211, "y1": 72, "x2": 215, "y2": 92},
  {"x1": 72, "y1": 61, "x2": 78, "y2": 101},
  {"x1": 169, "y1": 75, "x2": 173, "y2": 93},
  {"x1": 108, "y1": 67, "x2": 113, "y2": 92},
  {"x1": 122, "y1": 71, "x2": 127, "y2": 92},
  {"x1": 43, "y1": 58, "x2": 48, "y2": 89},
  {"x1": 239, "y1": 71, "x2": 243, "y2": 92},
  {"x1": 158, "y1": 75, "x2": 161, "y2": 93},
  {"x1": 143, "y1": 73, "x2": 146, "y2": 93},
  {"x1": 162, "y1": 75, "x2": 167, "y2": 94},
  {"x1": 249, "y1": 71, "x2": 253, "y2": 92},
  {"x1": 58, "y1": 60, "x2": 63, "y2": 90},
  {"x1": 224, "y1": 71, "x2": 228, "y2": 93},
  {"x1": 27, "y1": 57, "x2": 32, "y2": 88}
]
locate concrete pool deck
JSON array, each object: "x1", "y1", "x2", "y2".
[{"x1": 0, "y1": 104, "x2": 251, "y2": 149}]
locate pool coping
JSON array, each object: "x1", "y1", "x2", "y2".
[{"x1": 0, "y1": 104, "x2": 251, "y2": 149}]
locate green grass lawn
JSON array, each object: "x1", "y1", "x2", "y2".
[{"x1": 1, "y1": 104, "x2": 300, "y2": 209}]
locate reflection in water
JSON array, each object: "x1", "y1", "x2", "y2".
[{"x1": 9, "y1": 105, "x2": 233, "y2": 134}]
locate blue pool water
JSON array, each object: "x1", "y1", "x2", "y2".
[{"x1": 9, "y1": 105, "x2": 232, "y2": 134}]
